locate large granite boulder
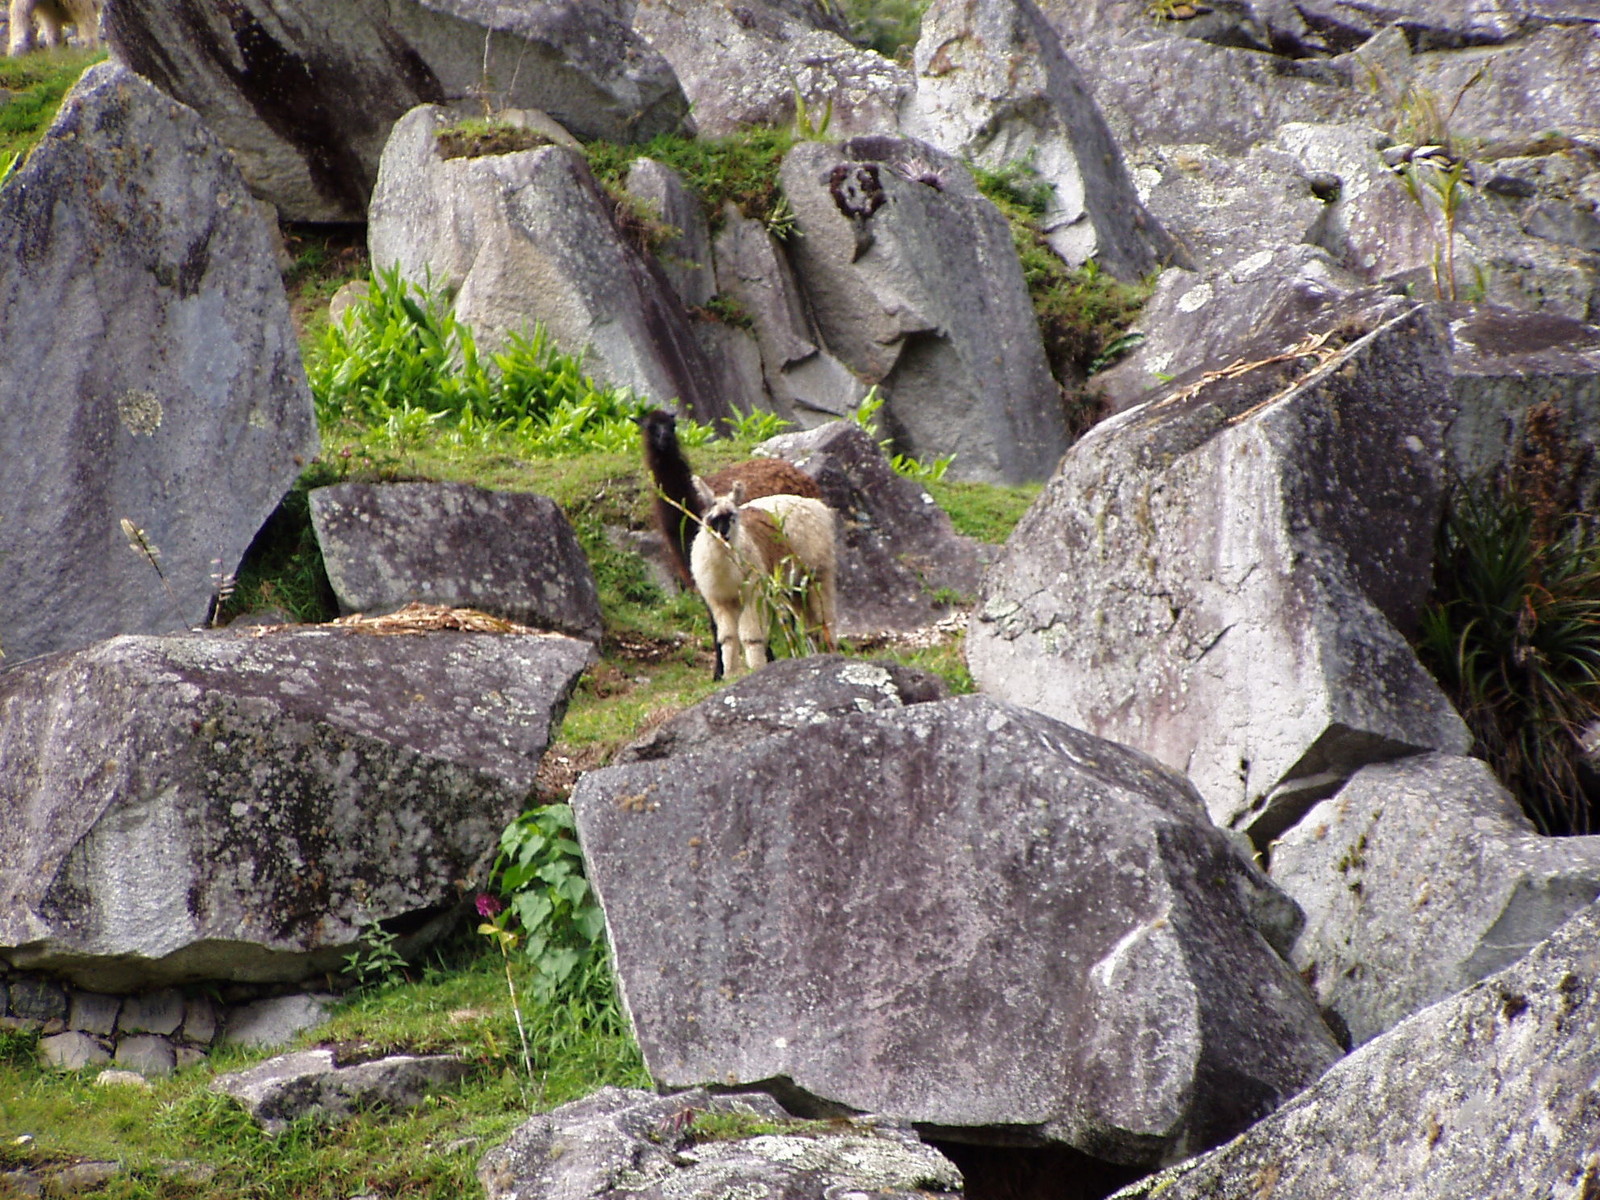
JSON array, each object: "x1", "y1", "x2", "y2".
[
  {"x1": 1111, "y1": 898, "x2": 1600, "y2": 1200},
  {"x1": 0, "y1": 63, "x2": 316, "y2": 667},
  {"x1": 574, "y1": 693, "x2": 1341, "y2": 1167},
  {"x1": 630, "y1": 0, "x2": 911, "y2": 139},
  {"x1": 1270, "y1": 753, "x2": 1600, "y2": 1047},
  {"x1": 0, "y1": 627, "x2": 593, "y2": 991},
  {"x1": 969, "y1": 298, "x2": 1472, "y2": 838},
  {"x1": 901, "y1": 0, "x2": 1176, "y2": 277},
  {"x1": 780, "y1": 137, "x2": 1068, "y2": 483},
  {"x1": 758, "y1": 422, "x2": 989, "y2": 633},
  {"x1": 368, "y1": 104, "x2": 736, "y2": 424},
  {"x1": 308, "y1": 482, "x2": 602, "y2": 643},
  {"x1": 480, "y1": 1087, "x2": 963, "y2": 1200},
  {"x1": 106, "y1": 0, "x2": 689, "y2": 222}
]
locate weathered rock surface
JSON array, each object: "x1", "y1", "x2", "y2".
[
  {"x1": 107, "y1": 0, "x2": 689, "y2": 222},
  {"x1": 480, "y1": 1087, "x2": 963, "y2": 1200},
  {"x1": 218, "y1": 994, "x2": 335, "y2": 1050},
  {"x1": 1111, "y1": 898, "x2": 1600, "y2": 1200},
  {"x1": 575, "y1": 694, "x2": 1341, "y2": 1166},
  {"x1": 970, "y1": 298, "x2": 1472, "y2": 836},
  {"x1": 0, "y1": 628, "x2": 593, "y2": 990},
  {"x1": 902, "y1": 0, "x2": 1176, "y2": 277},
  {"x1": 1271, "y1": 753, "x2": 1600, "y2": 1046},
  {"x1": 626, "y1": 158, "x2": 716, "y2": 310},
  {"x1": 614, "y1": 654, "x2": 948, "y2": 764},
  {"x1": 308, "y1": 482, "x2": 602, "y2": 643},
  {"x1": 38, "y1": 1032, "x2": 112, "y2": 1072},
  {"x1": 630, "y1": 0, "x2": 910, "y2": 139},
  {"x1": 368, "y1": 105, "x2": 736, "y2": 423},
  {"x1": 780, "y1": 137, "x2": 1069, "y2": 483},
  {"x1": 0, "y1": 63, "x2": 316, "y2": 666},
  {"x1": 213, "y1": 1048, "x2": 469, "y2": 1134},
  {"x1": 758, "y1": 422, "x2": 989, "y2": 633}
]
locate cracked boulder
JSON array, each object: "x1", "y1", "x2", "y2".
[
  {"x1": 969, "y1": 297, "x2": 1471, "y2": 837},
  {"x1": 1110, "y1": 899, "x2": 1600, "y2": 1200},
  {"x1": 368, "y1": 104, "x2": 736, "y2": 424},
  {"x1": 308, "y1": 482, "x2": 602, "y2": 643},
  {"x1": 0, "y1": 63, "x2": 316, "y2": 667},
  {"x1": 0, "y1": 627, "x2": 593, "y2": 991},
  {"x1": 213, "y1": 1049, "x2": 469, "y2": 1134},
  {"x1": 480, "y1": 1087, "x2": 963, "y2": 1200},
  {"x1": 780, "y1": 137, "x2": 1067, "y2": 483},
  {"x1": 106, "y1": 0, "x2": 688, "y2": 222},
  {"x1": 1270, "y1": 753, "x2": 1600, "y2": 1047},
  {"x1": 901, "y1": 0, "x2": 1177, "y2": 277},
  {"x1": 574, "y1": 694, "x2": 1341, "y2": 1167}
]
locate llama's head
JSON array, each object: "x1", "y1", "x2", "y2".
[
  {"x1": 694, "y1": 477, "x2": 747, "y2": 540},
  {"x1": 633, "y1": 409, "x2": 679, "y2": 458}
]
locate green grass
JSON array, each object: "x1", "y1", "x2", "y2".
[
  {"x1": 584, "y1": 126, "x2": 795, "y2": 233},
  {"x1": 837, "y1": 0, "x2": 928, "y2": 59},
  {"x1": 0, "y1": 47, "x2": 104, "y2": 163}
]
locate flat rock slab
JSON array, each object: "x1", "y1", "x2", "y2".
[
  {"x1": 970, "y1": 298, "x2": 1471, "y2": 837},
  {"x1": 0, "y1": 62, "x2": 316, "y2": 665},
  {"x1": 1271, "y1": 753, "x2": 1600, "y2": 1046},
  {"x1": 213, "y1": 1048, "x2": 469, "y2": 1135},
  {"x1": 1111, "y1": 898, "x2": 1600, "y2": 1200},
  {"x1": 309, "y1": 482, "x2": 602, "y2": 643},
  {"x1": 0, "y1": 628, "x2": 592, "y2": 991},
  {"x1": 220, "y1": 994, "x2": 335, "y2": 1050},
  {"x1": 479, "y1": 1086, "x2": 962, "y2": 1200},
  {"x1": 575, "y1": 694, "x2": 1340, "y2": 1167}
]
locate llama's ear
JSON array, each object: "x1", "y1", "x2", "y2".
[
  {"x1": 692, "y1": 475, "x2": 715, "y2": 509},
  {"x1": 731, "y1": 480, "x2": 747, "y2": 505}
]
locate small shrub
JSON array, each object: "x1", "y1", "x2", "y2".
[
  {"x1": 584, "y1": 127, "x2": 795, "y2": 233},
  {"x1": 436, "y1": 117, "x2": 552, "y2": 160},
  {"x1": 1418, "y1": 463, "x2": 1600, "y2": 836},
  {"x1": 342, "y1": 916, "x2": 411, "y2": 991},
  {"x1": 838, "y1": 0, "x2": 928, "y2": 59}
]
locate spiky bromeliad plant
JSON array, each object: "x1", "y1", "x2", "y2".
[{"x1": 1417, "y1": 475, "x2": 1600, "y2": 836}]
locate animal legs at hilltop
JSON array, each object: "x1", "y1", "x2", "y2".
[
  {"x1": 7, "y1": 0, "x2": 99, "y2": 55},
  {"x1": 690, "y1": 477, "x2": 837, "y2": 677}
]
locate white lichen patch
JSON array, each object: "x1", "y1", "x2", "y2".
[{"x1": 115, "y1": 389, "x2": 163, "y2": 436}]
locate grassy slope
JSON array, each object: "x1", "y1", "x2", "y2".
[{"x1": 0, "y1": 47, "x2": 105, "y2": 163}]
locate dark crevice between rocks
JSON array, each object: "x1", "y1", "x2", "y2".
[{"x1": 927, "y1": 1141, "x2": 1144, "y2": 1200}]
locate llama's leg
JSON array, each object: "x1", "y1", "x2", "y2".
[
  {"x1": 811, "y1": 569, "x2": 838, "y2": 652},
  {"x1": 738, "y1": 599, "x2": 768, "y2": 670},
  {"x1": 38, "y1": 3, "x2": 61, "y2": 48},
  {"x1": 8, "y1": 0, "x2": 36, "y2": 55},
  {"x1": 73, "y1": 0, "x2": 98, "y2": 47}
]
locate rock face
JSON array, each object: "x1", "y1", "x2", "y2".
[
  {"x1": 630, "y1": 0, "x2": 911, "y2": 139},
  {"x1": 780, "y1": 137, "x2": 1068, "y2": 483},
  {"x1": 758, "y1": 422, "x2": 989, "y2": 633},
  {"x1": 0, "y1": 63, "x2": 316, "y2": 667},
  {"x1": 969, "y1": 298, "x2": 1472, "y2": 837},
  {"x1": 106, "y1": 0, "x2": 689, "y2": 222},
  {"x1": 480, "y1": 1087, "x2": 963, "y2": 1200},
  {"x1": 308, "y1": 482, "x2": 603, "y2": 643},
  {"x1": 368, "y1": 105, "x2": 736, "y2": 424},
  {"x1": 212, "y1": 1048, "x2": 470, "y2": 1134},
  {"x1": 1111, "y1": 898, "x2": 1600, "y2": 1200},
  {"x1": 0, "y1": 628, "x2": 593, "y2": 991},
  {"x1": 575, "y1": 693, "x2": 1341, "y2": 1167},
  {"x1": 902, "y1": 0, "x2": 1176, "y2": 277},
  {"x1": 1270, "y1": 753, "x2": 1600, "y2": 1046}
]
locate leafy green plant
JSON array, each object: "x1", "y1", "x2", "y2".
[
  {"x1": 1418, "y1": 476, "x2": 1600, "y2": 836},
  {"x1": 789, "y1": 75, "x2": 834, "y2": 142},
  {"x1": 851, "y1": 387, "x2": 956, "y2": 480},
  {"x1": 341, "y1": 916, "x2": 411, "y2": 990},
  {"x1": 584, "y1": 127, "x2": 794, "y2": 233},
  {"x1": 837, "y1": 0, "x2": 927, "y2": 59},
  {"x1": 726, "y1": 406, "x2": 794, "y2": 441},
  {"x1": 1398, "y1": 155, "x2": 1472, "y2": 302},
  {"x1": 969, "y1": 154, "x2": 1056, "y2": 218}
]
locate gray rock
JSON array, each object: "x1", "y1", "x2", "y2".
[
  {"x1": 118, "y1": 988, "x2": 186, "y2": 1037},
  {"x1": 220, "y1": 995, "x2": 335, "y2": 1051},
  {"x1": 37, "y1": 1032, "x2": 112, "y2": 1072},
  {"x1": 308, "y1": 482, "x2": 603, "y2": 643},
  {"x1": 970, "y1": 298, "x2": 1472, "y2": 837},
  {"x1": 614, "y1": 654, "x2": 948, "y2": 764},
  {"x1": 626, "y1": 158, "x2": 716, "y2": 310},
  {"x1": 480, "y1": 1087, "x2": 962, "y2": 1200},
  {"x1": 179, "y1": 995, "x2": 219, "y2": 1046},
  {"x1": 631, "y1": 0, "x2": 911, "y2": 139},
  {"x1": 8, "y1": 979, "x2": 67, "y2": 1024},
  {"x1": 902, "y1": 0, "x2": 1177, "y2": 278},
  {"x1": 114, "y1": 1034, "x2": 177, "y2": 1077},
  {"x1": 1111, "y1": 898, "x2": 1600, "y2": 1200},
  {"x1": 107, "y1": 0, "x2": 689, "y2": 223},
  {"x1": 0, "y1": 628, "x2": 592, "y2": 990},
  {"x1": 780, "y1": 138, "x2": 1068, "y2": 483},
  {"x1": 711, "y1": 208, "x2": 867, "y2": 428},
  {"x1": 575, "y1": 694, "x2": 1340, "y2": 1166},
  {"x1": 369, "y1": 105, "x2": 736, "y2": 424},
  {"x1": 0, "y1": 63, "x2": 316, "y2": 666},
  {"x1": 67, "y1": 992, "x2": 120, "y2": 1038},
  {"x1": 1271, "y1": 753, "x2": 1600, "y2": 1046},
  {"x1": 212, "y1": 1047, "x2": 470, "y2": 1134},
  {"x1": 96, "y1": 1069, "x2": 153, "y2": 1089},
  {"x1": 758, "y1": 421, "x2": 988, "y2": 633}
]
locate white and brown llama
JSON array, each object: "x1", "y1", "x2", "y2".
[{"x1": 689, "y1": 476, "x2": 838, "y2": 677}]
